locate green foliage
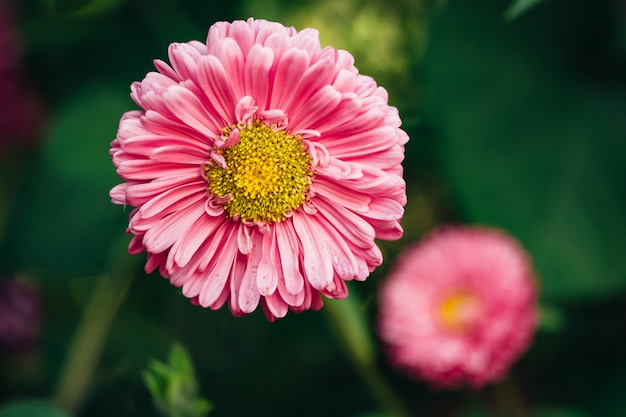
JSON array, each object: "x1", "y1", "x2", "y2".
[
  {"x1": 0, "y1": 401, "x2": 72, "y2": 417},
  {"x1": 2, "y1": 85, "x2": 129, "y2": 275},
  {"x1": 423, "y1": 0, "x2": 626, "y2": 302},
  {"x1": 505, "y1": 0, "x2": 549, "y2": 21},
  {"x1": 46, "y1": 0, "x2": 124, "y2": 18},
  {"x1": 142, "y1": 343, "x2": 213, "y2": 417},
  {"x1": 536, "y1": 304, "x2": 566, "y2": 333}
]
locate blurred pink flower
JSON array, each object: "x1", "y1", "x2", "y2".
[
  {"x1": 0, "y1": 4, "x2": 45, "y2": 148},
  {"x1": 0, "y1": 277, "x2": 41, "y2": 354},
  {"x1": 110, "y1": 18, "x2": 407, "y2": 320},
  {"x1": 378, "y1": 226, "x2": 537, "y2": 388}
]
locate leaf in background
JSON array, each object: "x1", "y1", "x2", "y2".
[
  {"x1": 0, "y1": 400, "x2": 72, "y2": 417},
  {"x1": 47, "y1": 0, "x2": 124, "y2": 18},
  {"x1": 2, "y1": 84, "x2": 130, "y2": 276},
  {"x1": 142, "y1": 343, "x2": 213, "y2": 417},
  {"x1": 536, "y1": 303, "x2": 566, "y2": 333},
  {"x1": 504, "y1": 0, "x2": 549, "y2": 21},
  {"x1": 423, "y1": 0, "x2": 626, "y2": 301}
]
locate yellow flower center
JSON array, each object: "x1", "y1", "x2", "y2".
[
  {"x1": 436, "y1": 290, "x2": 481, "y2": 334},
  {"x1": 205, "y1": 120, "x2": 312, "y2": 223}
]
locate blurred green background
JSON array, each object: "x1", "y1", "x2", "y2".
[{"x1": 0, "y1": 0, "x2": 625, "y2": 416}]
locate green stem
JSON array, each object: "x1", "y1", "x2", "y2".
[
  {"x1": 324, "y1": 295, "x2": 412, "y2": 417},
  {"x1": 51, "y1": 236, "x2": 137, "y2": 413}
]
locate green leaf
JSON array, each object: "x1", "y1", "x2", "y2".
[
  {"x1": 47, "y1": 0, "x2": 124, "y2": 18},
  {"x1": 0, "y1": 400, "x2": 72, "y2": 417},
  {"x1": 168, "y1": 343, "x2": 195, "y2": 380},
  {"x1": 143, "y1": 343, "x2": 213, "y2": 417},
  {"x1": 537, "y1": 304, "x2": 566, "y2": 333},
  {"x1": 504, "y1": 0, "x2": 549, "y2": 21},
  {"x1": 423, "y1": 1, "x2": 626, "y2": 301}
]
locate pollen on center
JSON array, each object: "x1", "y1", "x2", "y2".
[
  {"x1": 205, "y1": 120, "x2": 312, "y2": 223},
  {"x1": 436, "y1": 290, "x2": 482, "y2": 334}
]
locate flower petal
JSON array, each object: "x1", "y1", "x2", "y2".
[{"x1": 292, "y1": 214, "x2": 333, "y2": 291}]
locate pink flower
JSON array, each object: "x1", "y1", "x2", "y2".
[
  {"x1": 0, "y1": 5, "x2": 45, "y2": 148},
  {"x1": 110, "y1": 18, "x2": 407, "y2": 320},
  {"x1": 378, "y1": 226, "x2": 537, "y2": 388},
  {"x1": 0, "y1": 277, "x2": 41, "y2": 354}
]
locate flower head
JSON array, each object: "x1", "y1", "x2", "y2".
[
  {"x1": 378, "y1": 226, "x2": 537, "y2": 388},
  {"x1": 110, "y1": 18, "x2": 407, "y2": 320}
]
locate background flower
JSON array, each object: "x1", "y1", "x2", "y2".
[
  {"x1": 0, "y1": 4, "x2": 44, "y2": 149},
  {"x1": 0, "y1": 276, "x2": 41, "y2": 354},
  {"x1": 110, "y1": 18, "x2": 407, "y2": 320},
  {"x1": 378, "y1": 226, "x2": 537, "y2": 388}
]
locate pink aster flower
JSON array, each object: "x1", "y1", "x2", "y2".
[
  {"x1": 378, "y1": 226, "x2": 537, "y2": 388},
  {"x1": 110, "y1": 18, "x2": 408, "y2": 320}
]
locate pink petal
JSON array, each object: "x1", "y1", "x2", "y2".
[
  {"x1": 210, "y1": 38, "x2": 245, "y2": 99},
  {"x1": 124, "y1": 172, "x2": 200, "y2": 206},
  {"x1": 110, "y1": 183, "x2": 129, "y2": 204},
  {"x1": 117, "y1": 160, "x2": 198, "y2": 182},
  {"x1": 196, "y1": 55, "x2": 236, "y2": 123},
  {"x1": 138, "y1": 180, "x2": 206, "y2": 220},
  {"x1": 282, "y1": 56, "x2": 335, "y2": 117},
  {"x1": 311, "y1": 178, "x2": 371, "y2": 213},
  {"x1": 150, "y1": 145, "x2": 210, "y2": 165},
  {"x1": 225, "y1": 19, "x2": 255, "y2": 56},
  {"x1": 312, "y1": 197, "x2": 376, "y2": 250},
  {"x1": 269, "y1": 47, "x2": 311, "y2": 111},
  {"x1": 256, "y1": 231, "x2": 278, "y2": 296},
  {"x1": 171, "y1": 214, "x2": 225, "y2": 268},
  {"x1": 307, "y1": 92, "x2": 361, "y2": 133},
  {"x1": 263, "y1": 292, "x2": 289, "y2": 320},
  {"x1": 238, "y1": 232, "x2": 263, "y2": 313},
  {"x1": 142, "y1": 202, "x2": 205, "y2": 253},
  {"x1": 275, "y1": 221, "x2": 304, "y2": 296},
  {"x1": 244, "y1": 45, "x2": 274, "y2": 110},
  {"x1": 235, "y1": 96, "x2": 258, "y2": 124},
  {"x1": 162, "y1": 85, "x2": 222, "y2": 139},
  {"x1": 292, "y1": 214, "x2": 333, "y2": 291},
  {"x1": 289, "y1": 85, "x2": 342, "y2": 133},
  {"x1": 315, "y1": 218, "x2": 360, "y2": 281},
  {"x1": 197, "y1": 224, "x2": 240, "y2": 307},
  {"x1": 168, "y1": 42, "x2": 203, "y2": 82},
  {"x1": 228, "y1": 256, "x2": 248, "y2": 316}
]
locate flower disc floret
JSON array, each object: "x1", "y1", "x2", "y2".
[
  {"x1": 436, "y1": 290, "x2": 482, "y2": 334},
  {"x1": 205, "y1": 120, "x2": 311, "y2": 223}
]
